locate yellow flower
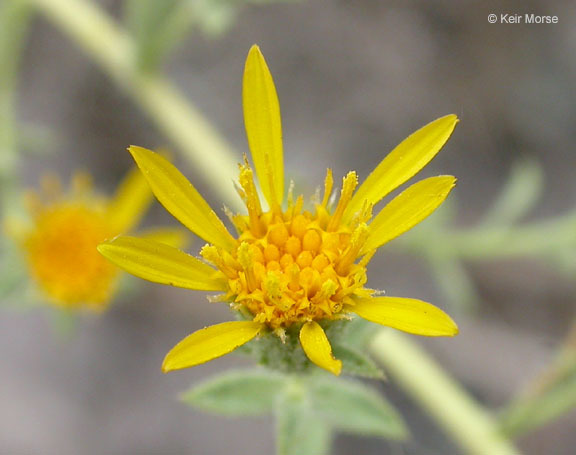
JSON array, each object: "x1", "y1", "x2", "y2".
[
  {"x1": 99, "y1": 45, "x2": 459, "y2": 375},
  {"x1": 20, "y1": 167, "x2": 182, "y2": 310}
]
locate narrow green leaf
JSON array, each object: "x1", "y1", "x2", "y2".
[
  {"x1": 500, "y1": 364, "x2": 576, "y2": 437},
  {"x1": 481, "y1": 159, "x2": 543, "y2": 227},
  {"x1": 181, "y1": 369, "x2": 285, "y2": 416},
  {"x1": 276, "y1": 379, "x2": 332, "y2": 455},
  {"x1": 310, "y1": 376, "x2": 408, "y2": 439},
  {"x1": 332, "y1": 344, "x2": 385, "y2": 379},
  {"x1": 124, "y1": 0, "x2": 194, "y2": 72},
  {"x1": 426, "y1": 249, "x2": 479, "y2": 312}
]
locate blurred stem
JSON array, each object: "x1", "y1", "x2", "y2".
[
  {"x1": 370, "y1": 330, "x2": 520, "y2": 455},
  {"x1": 0, "y1": 0, "x2": 32, "y2": 212},
  {"x1": 26, "y1": 0, "x2": 241, "y2": 208},
  {"x1": 450, "y1": 213, "x2": 576, "y2": 259},
  {"x1": 500, "y1": 321, "x2": 576, "y2": 437},
  {"x1": 402, "y1": 212, "x2": 576, "y2": 260}
]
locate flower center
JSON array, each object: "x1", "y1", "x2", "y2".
[
  {"x1": 24, "y1": 204, "x2": 118, "y2": 307},
  {"x1": 202, "y1": 164, "x2": 375, "y2": 331}
]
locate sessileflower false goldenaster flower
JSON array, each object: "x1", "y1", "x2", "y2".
[
  {"x1": 20, "y1": 167, "x2": 183, "y2": 310},
  {"x1": 98, "y1": 45, "x2": 459, "y2": 375}
]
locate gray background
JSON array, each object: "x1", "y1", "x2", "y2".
[{"x1": 2, "y1": 0, "x2": 576, "y2": 453}]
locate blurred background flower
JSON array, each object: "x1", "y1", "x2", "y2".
[{"x1": 1, "y1": 0, "x2": 576, "y2": 454}]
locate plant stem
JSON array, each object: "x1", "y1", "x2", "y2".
[
  {"x1": 370, "y1": 329, "x2": 521, "y2": 455},
  {"x1": 449, "y1": 213, "x2": 576, "y2": 259},
  {"x1": 26, "y1": 0, "x2": 241, "y2": 208},
  {"x1": 499, "y1": 321, "x2": 576, "y2": 437},
  {"x1": 398, "y1": 212, "x2": 576, "y2": 261},
  {"x1": 0, "y1": 0, "x2": 32, "y2": 211}
]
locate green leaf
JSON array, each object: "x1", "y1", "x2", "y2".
[
  {"x1": 124, "y1": 0, "x2": 194, "y2": 72},
  {"x1": 341, "y1": 316, "x2": 379, "y2": 349},
  {"x1": 181, "y1": 369, "x2": 286, "y2": 416},
  {"x1": 500, "y1": 360, "x2": 576, "y2": 437},
  {"x1": 275, "y1": 379, "x2": 332, "y2": 455},
  {"x1": 332, "y1": 344, "x2": 385, "y2": 379},
  {"x1": 481, "y1": 159, "x2": 543, "y2": 227},
  {"x1": 310, "y1": 376, "x2": 408, "y2": 439},
  {"x1": 185, "y1": 0, "x2": 237, "y2": 37},
  {"x1": 426, "y1": 249, "x2": 479, "y2": 312}
]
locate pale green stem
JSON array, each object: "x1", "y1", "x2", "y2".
[
  {"x1": 499, "y1": 322, "x2": 576, "y2": 437},
  {"x1": 0, "y1": 0, "x2": 32, "y2": 213},
  {"x1": 500, "y1": 373, "x2": 576, "y2": 438},
  {"x1": 447, "y1": 213, "x2": 576, "y2": 260},
  {"x1": 370, "y1": 330, "x2": 521, "y2": 455},
  {"x1": 398, "y1": 212, "x2": 576, "y2": 262},
  {"x1": 25, "y1": 0, "x2": 241, "y2": 208}
]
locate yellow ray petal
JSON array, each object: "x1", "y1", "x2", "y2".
[
  {"x1": 106, "y1": 167, "x2": 154, "y2": 233},
  {"x1": 362, "y1": 176, "x2": 456, "y2": 253},
  {"x1": 162, "y1": 321, "x2": 264, "y2": 372},
  {"x1": 128, "y1": 146, "x2": 236, "y2": 249},
  {"x1": 299, "y1": 321, "x2": 342, "y2": 375},
  {"x1": 345, "y1": 115, "x2": 458, "y2": 221},
  {"x1": 97, "y1": 236, "x2": 224, "y2": 291},
  {"x1": 351, "y1": 297, "x2": 458, "y2": 336},
  {"x1": 243, "y1": 45, "x2": 284, "y2": 209},
  {"x1": 138, "y1": 227, "x2": 189, "y2": 249}
]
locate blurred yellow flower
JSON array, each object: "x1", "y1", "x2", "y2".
[
  {"x1": 21, "y1": 167, "x2": 181, "y2": 310},
  {"x1": 99, "y1": 45, "x2": 459, "y2": 375}
]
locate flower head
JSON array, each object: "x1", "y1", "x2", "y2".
[
  {"x1": 99, "y1": 45, "x2": 459, "y2": 375},
  {"x1": 20, "y1": 167, "x2": 172, "y2": 310}
]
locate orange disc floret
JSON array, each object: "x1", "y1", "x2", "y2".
[
  {"x1": 21, "y1": 168, "x2": 157, "y2": 310},
  {"x1": 202, "y1": 164, "x2": 374, "y2": 330},
  {"x1": 24, "y1": 201, "x2": 118, "y2": 308}
]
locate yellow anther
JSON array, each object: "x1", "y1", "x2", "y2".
[
  {"x1": 292, "y1": 195, "x2": 304, "y2": 217},
  {"x1": 322, "y1": 168, "x2": 334, "y2": 207},
  {"x1": 238, "y1": 163, "x2": 264, "y2": 236},
  {"x1": 336, "y1": 224, "x2": 369, "y2": 276},
  {"x1": 312, "y1": 279, "x2": 338, "y2": 303},
  {"x1": 327, "y1": 171, "x2": 358, "y2": 232},
  {"x1": 237, "y1": 242, "x2": 253, "y2": 269},
  {"x1": 200, "y1": 245, "x2": 220, "y2": 265},
  {"x1": 237, "y1": 242, "x2": 258, "y2": 292},
  {"x1": 201, "y1": 245, "x2": 237, "y2": 279},
  {"x1": 263, "y1": 273, "x2": 282, "y2": 300}
]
